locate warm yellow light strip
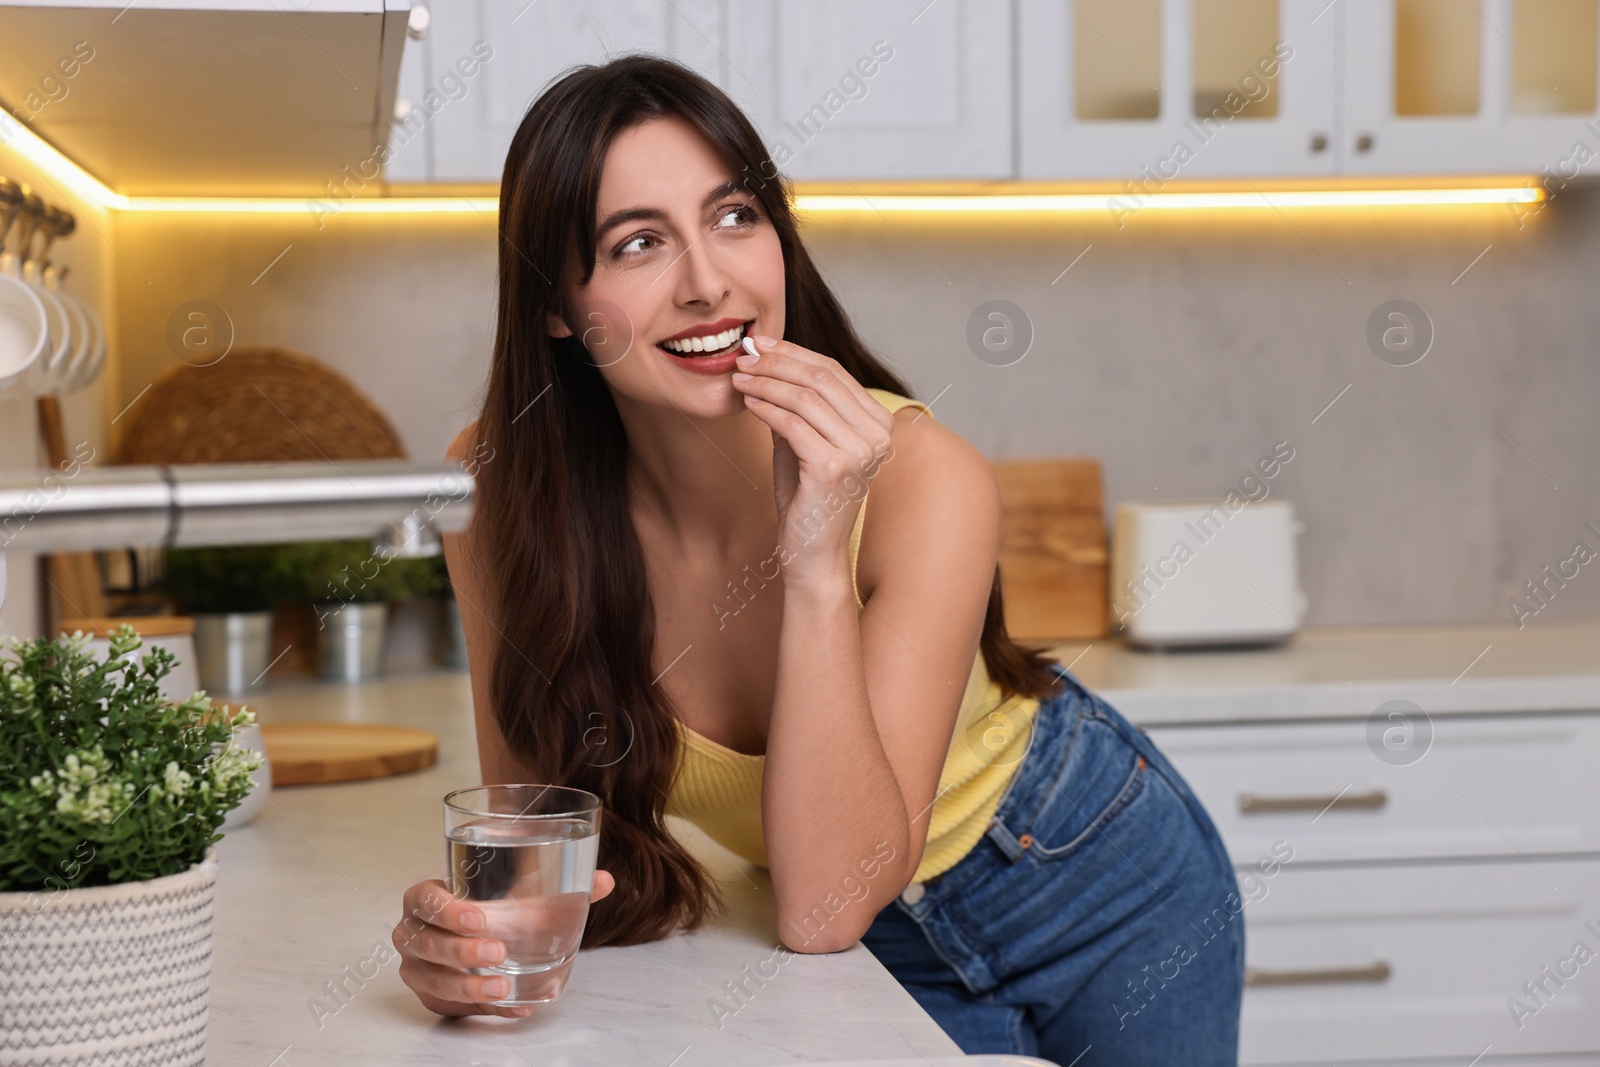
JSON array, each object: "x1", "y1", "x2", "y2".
[
  {"x1": 109, "y1": 185, "x2": 1550, "y2": 216},
  {"x1": 795, "y1": 188, "x2": 1545, "y2": 212},
  {"x1": 0, "y1": 115, "x2": 124, "y2": 209},
  {"x1": 2, "y1": 113, "x2": 1546, "y2": 215},
  {"x1": 121, "y1": 196, "x2": 504, "y2": 214}
]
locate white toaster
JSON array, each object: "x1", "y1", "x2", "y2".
[{"x1": 1109, "y1": 499, "x2": 1306, "y2": 648}]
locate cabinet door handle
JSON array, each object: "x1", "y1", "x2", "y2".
[
  {"x1": 1246, "y1": 960, "x2": 1392, "y2": 987},
  {"x1": 1236, "y1": 788, "x2": 1387, "y2": 814}
]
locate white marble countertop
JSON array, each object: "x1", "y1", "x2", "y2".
[
  {"x1": 208, "y1": 672, "x2": 1004, "y2": 1066},
  {"x1": 1046, "y1": 618, "x2": 1600, "y2": 726}
]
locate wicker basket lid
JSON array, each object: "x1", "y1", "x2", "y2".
[{"x1": 113, "y1": 346, "x2": 407, "y2": 464}]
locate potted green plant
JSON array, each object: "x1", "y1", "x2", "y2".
[
  {"x1": 277, "y1": 539, "x2": 443, "y2": 682},
  {"x1": 162, "y1": 543, "x2": 288, "y2": 695},
  {"x1": 0, "y1": 626, "x2": 261, "y2": 1065}
]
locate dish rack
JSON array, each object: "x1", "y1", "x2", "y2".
[{"x1": 0, "y1": 175, "x2": 105, "y2": 400}]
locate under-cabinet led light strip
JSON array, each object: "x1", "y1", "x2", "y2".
[{"x1": 1, "y1": 113, "x2": 1546, "y2": 216}]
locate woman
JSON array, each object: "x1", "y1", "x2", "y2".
[{"x1": 391, "y1": 54, "x2": 1244, "y2": 1061}]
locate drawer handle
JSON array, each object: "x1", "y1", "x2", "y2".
[
  {"x1": 1246, "y1": 960, "x2": 1392, "y2": 987},
  {"x1": 1237, "y1": 788, "x2": 1387, "y2": 815}
]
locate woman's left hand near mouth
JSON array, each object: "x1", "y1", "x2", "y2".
[{"x1": 731, "y1": 334, "x2": 897, "y2": 593}]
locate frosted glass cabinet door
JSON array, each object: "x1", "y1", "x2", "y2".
[
  {"x1": 1342, "y1": 0, "x2": 1600, "y2": 175},
  {"x1": 1018, "y1": 0, "x2": 1339, "y2": 180},
  {"x1": 724, "y1": 0, "x2": 1013, "y2": 180},
  {"x1": 424, "y1": 0, "x2": 729, "y2": 182}
]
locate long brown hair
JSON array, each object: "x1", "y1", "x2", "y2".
[{"x1": 468, "y1": 54, "x2": 1064, "y2": 947}]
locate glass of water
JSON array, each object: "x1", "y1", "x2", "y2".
[{"x1": 443, "y1": 784, "x2": 602, "y2": 1006}]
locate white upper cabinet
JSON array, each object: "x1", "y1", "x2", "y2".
[
  {"x1": 724, "y1": 0, "x2": 1012, "y2": 180},
  {"x1": 1019, "y1": 0, "x2": 1340, "y2": 179},
  {"x1": 1342, "y1": 0, "x2": 1600, "y2": 175},
  {"x1": 421, "y1": 0, "x2": 727, "y2": 183},
  {"x1": 391, "y1": 0, "x2": 1600, "y2": 186},
  {"x1": 410, "y1": 0, "x2": 1011, "y2": 184}
]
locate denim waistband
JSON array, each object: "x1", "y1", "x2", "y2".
[{"x1": 906, "y1": 662, "x2": 1211, "y2": 905}]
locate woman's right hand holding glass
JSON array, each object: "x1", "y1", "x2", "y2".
[{"x1": 392, "y1": 871, "x2": 616, "y2": 1018}]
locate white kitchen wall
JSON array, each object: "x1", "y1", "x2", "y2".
[
  {"x1": 104, "y1": 188, "x2": 1600, "y2": 630},
  {"x1": 0, "y1": 141, "x2": 118, "y2": 641}
]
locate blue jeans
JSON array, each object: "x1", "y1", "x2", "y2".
[{"x1": 861, "y1": 665, "x2": 1244, "y2": 1065}]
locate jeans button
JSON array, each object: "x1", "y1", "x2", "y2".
[{"x1": 900, "y1": 881, "x2": 925, "y2": 905}]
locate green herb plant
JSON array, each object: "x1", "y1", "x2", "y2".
[
  {"x1": 277, "y1": 539, "x2": 448, "y2": 606},
  {"x1": 0, "y1": 626, "x2": 262, "y2": 892},
  {"x1": 162, "y1": 543, "x2": 290, "y2": 614}
]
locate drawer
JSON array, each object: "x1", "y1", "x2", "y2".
[
  {"x1": 1238, "y1": 858, "x2": 1600, "y2": 1063},
  {"x1": 1145, "y1": 713, "x2": 1600, "y2": 864}
]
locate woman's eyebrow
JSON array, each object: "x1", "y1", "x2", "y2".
[{"x1": 595, "y1": 179, "x2": 746, "y2": 243}]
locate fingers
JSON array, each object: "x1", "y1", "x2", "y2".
[
  {"x1": 758, "y1": 337, "x2": 896, "y2": 434},
  {"x1": 740, "y1": 376, "x2": 867, "y2": 457},
  {"x1": 393, "y1": 909, "x2": 507, "y2": 971},
  {"x1": 400, "y1": 957, "x2": 535, "y2": 1018},
  {"x1": 735, "y1": 336, "x2": 895, "y2": 444},
  {"x1": 394, "y1": 879, "x2": 507, "y2": 986},
  {"x1": 734, "y1": 352, "x2": 890, "y2": 476},
  {"x1": 592, "y1": 868, "x2": 616, "y2": 902},
  {"x1": 414, "y1": 987, "x2": 535, "y2": 1020},
  {"x1": 403, "y1": 879, "x2": 485, "y2": 936}
]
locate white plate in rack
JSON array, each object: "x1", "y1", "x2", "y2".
[{"x1": 0, "y1": 272, "x2": 48, "y2": 397}]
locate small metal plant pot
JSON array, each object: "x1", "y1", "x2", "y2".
[
  {"x1": 316, "y1": 601, "x2": 389, "y2": 682},
  {"x1": 192, "y1": 611, "x2": 274, "y2": 694}
]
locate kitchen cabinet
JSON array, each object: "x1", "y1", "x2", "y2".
[
  {"x1": 1018, "y1": 0, "x2": 1340, "y2": 180},
  {"x1": 1070, "y1": 619, "x2": 1600, "y2": 1066},
  {"x1": 408, "y1": 0, "x2": 1010, "y2": 184},
  {"x1": 1151, "y1": 713, "x2": 1600, "y2": 864},
  {"x1": 1236, "y1": 860, "x2": 1600, "y2": 1062},
  {"x1": 0, "y1": 0, "x2": 409, "y2": 197},
  {"x1": 1151, "y1": 713, "x2": 1600, "y2": 1063},
  {"x1": 394, "y1": 0, "x2": 1599, "y2": 185},
  {"x1": 8, "y1": 0, "x2": 1591, "y2": 193},
  {"x1": 419, "y1": 0, "x2": 727, "y2": 183},
  {"x1": 1343, "y1": 0, "x2": 1600, "y2": 177},
  {"x1": 1019, "y1": 0, "x2": 1600, "y2": 182},
  {"x1": 723, "y1": 0, "x2": 1012, "y2": 180}
]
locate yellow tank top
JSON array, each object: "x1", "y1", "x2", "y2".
[{"x1": 663, "y1": 388, "x2": 1040, "y2": 884}]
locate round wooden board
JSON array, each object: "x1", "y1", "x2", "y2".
[{"x1": 260, "y1": 723, "x2": 439, "y2": 786}]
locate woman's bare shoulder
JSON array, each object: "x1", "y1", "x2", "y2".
[
  {"x1": 856, "y1": 403, "x2": 1002, "y2": 598},
  {"x1": 880, "y1": 403, "x2": 998, "y2": 503}
]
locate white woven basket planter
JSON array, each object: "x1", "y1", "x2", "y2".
[{"x1": 0, "y1": 848, "x2": 219, "y2": 1067}]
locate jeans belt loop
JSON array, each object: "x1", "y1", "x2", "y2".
[{"x1": 985, "y1": 815, "x2": 1031, "y2": 862}]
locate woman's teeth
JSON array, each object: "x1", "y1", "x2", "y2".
[{"x1": 661, "y1": 322, "x2": 747, "y2": 355}]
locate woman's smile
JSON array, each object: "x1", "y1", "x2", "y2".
[{"x1": 656, "y1": 318, "x2": 756, "y2": 374}]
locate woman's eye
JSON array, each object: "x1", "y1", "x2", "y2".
[
  {"x1": 716, "y1": 204, "x2": 759, "y2": 229},
  {"x1": 615, "y1": 233, "x2": 658, "y2": 257}
]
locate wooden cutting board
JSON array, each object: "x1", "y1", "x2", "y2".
[
  {"x1": 260, "y1": 723, "x2": 438, "y2": 786},
  {"x1": 992, "y1": 459, "x2": 1108, "y2": 641}
]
